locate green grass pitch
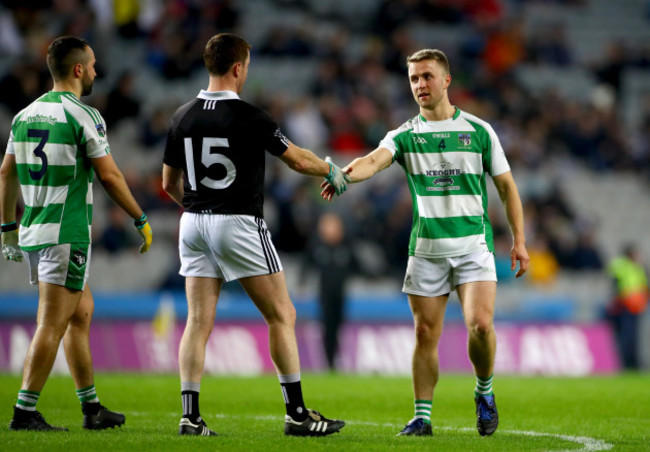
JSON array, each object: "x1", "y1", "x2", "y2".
[{"x1": 0, "y1": 373, "x2": 648, "y2": 451}]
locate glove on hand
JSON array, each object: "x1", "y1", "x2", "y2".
[
  {"x1": 134, "y1": 213, "x2": 153, "y2": 254},
  {"x1": 324, "y1": 156, "x2": 351, "y2": 196},
  {"x1": 1, "y1": 226, "x2": 22, "y2": 262}
]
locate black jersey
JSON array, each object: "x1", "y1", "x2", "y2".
[{"x1": 163, "y1": 90, "x2": 289, "y2": 217}]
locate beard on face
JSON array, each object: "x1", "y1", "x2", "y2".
[{"x1": 81, "y1": 74, "x2": 94, "y2": 96}]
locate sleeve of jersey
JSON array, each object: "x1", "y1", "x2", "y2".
[
  {"x1": 163, "y1": 125, "x2": 183, "y2": 168},
  {"x1": 5, "y1": 130, "x2": 15, "y2": 156},
  {"x1": 62, "y1": 96, "x2": 110, "y2": 158},
  {"x1": 257, "y1": 111, "x2": 290, "y2": 156},
  {"x1": 378, "y1": 130, "x2": 399, "y2": 159},
  {"x1": 486, "y1": 124, "x2": 510, "y2": 176},
  {"x1": 5, "y1": 111, "x2": 23, "y2": 156}
]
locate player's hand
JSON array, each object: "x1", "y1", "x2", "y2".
[
  {"x1": 511, "y1": 241, "x2": 529, "y2": 278},
  {"x1": 320, "y1": 180, "x2": 337, "y2": 202},
  {"x1": 134, "y1": 213, "x2": 153, "y2": 253},
  {"x1": 324, "y1": 156, "x2": 351, "y2": 196},
  {"x1": 1, "y1": 229, "x2": 23, "y2": 262}
]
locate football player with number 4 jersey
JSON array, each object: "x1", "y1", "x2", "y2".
[
  {"x1": 322, "y1": 48, "x2": 529, "y2": 438},
  {"x1": 162, "y1": 33, "x2": 347, "y2": 437},
  {"x1": 1, "y1": 36, "x2": 152, "y2": 431}
]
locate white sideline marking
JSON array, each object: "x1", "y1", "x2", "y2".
[{"x1": 155, "y1": 412, "x2": 613, "y2": 451}]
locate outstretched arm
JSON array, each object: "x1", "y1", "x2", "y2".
[
  {"x1": 279, "y1": 142, "x2": 349, "y2": 195},
  {"x1": 278, "y1": 142, "x2": 330, "y2": 176},
  {"x1": 321, "y1": 147, "x2": 393, "y2": 201},
  {"x1": 493, "y1": 171, "x2": 529, "y2": 278}
]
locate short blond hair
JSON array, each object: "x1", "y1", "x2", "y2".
[{"x1": 406, "y1": 49, "x2": 450, "y2": 74}]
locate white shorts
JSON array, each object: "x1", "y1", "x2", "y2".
[
  {"x1": 402, "y1": 250, "x2": 497, "y2": 297},
  {"x1": 26, "y1": 243, "x2": 91, "y2": 291},
  {"x1": 179, "y1": 212, "x2": 282, "y2": 282}
]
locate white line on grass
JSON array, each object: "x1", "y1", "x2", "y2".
[{"x1": 154, "y1": 412, "x2": 613, "y2": 451}]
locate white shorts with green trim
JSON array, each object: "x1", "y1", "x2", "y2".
[
  {"x1": 402, "y1": 250, "x2": 497, "y2": 297},
  {"x1": 178, "y1": 212, "x2": 282, "y2": 282},
  {"x1": 26, "y1": 243, "x2": 91, "y2": 291}
]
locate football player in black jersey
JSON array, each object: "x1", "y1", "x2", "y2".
[{"x1": 163, "y1": 33, "x2": 348, "y2": 437}]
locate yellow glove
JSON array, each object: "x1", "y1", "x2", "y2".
[
  {"x1": 1, "y1": 223, "x2": 23, "y2": 262},
  {"x1": 134, "y1": 213, "x2": 152, "y2": 253}
]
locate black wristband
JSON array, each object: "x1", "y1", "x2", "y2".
[{"x1": 1, "y1": 222, "x2": 17, "y2": 233}]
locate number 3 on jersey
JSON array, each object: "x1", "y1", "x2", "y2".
[
  {"x1": 183, "y1": 137, "x2": 236, "y2": 190},
  {"x1": 28, "y1": 128, "x2": 50, "y2": 180}
]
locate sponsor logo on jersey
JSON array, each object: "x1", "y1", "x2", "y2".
[
  {"x1": 425, "y1": 161, "x2": 461, "y2": 191},
  {"x1": 95, "y1": 123, "x2": 106, "y2": 137},
  {"x1": 424, "y1": 161, "x2": 461, "y2": 177},
  {"x1": 26, "y1": 114, "x2": 57, "y2": 125},
  {"x1": 433, "y1": 177, "x2": 454, "y2": 186},
  {"x1": 274, "y1": 128, "x2": 289, "y2": 146},
  {"x1": 458, "y1": 133, "x2": 471, "y2": 146},
  {"x1": 413, "y1": 135, "x2": 427, "y2": 144}
]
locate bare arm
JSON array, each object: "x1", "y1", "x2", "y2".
[
  {"x1": 278, "y1": 142, "x2": 331, "y2": 177},
  {"x1": 320, "y1": 147, "x2": 393, "y2": 201},
  {"x1": 493, "y1": 171, "x2": 529, "y2": 278},
  {"x1": 162, "y1": 164, "x2": 184, "y2": 206},
  {"x1": 344, "y1": 147, "x2": 393, "y2": 183},
  {"x1": 90, "y1": 154, "x2": 144, "y2": 220},
  {"x1": 0, "y1": 154, "x2": 19, "y2": 224}
]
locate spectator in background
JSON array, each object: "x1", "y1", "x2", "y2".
[
  {"x1": 570, "y1": 228, "x2": 603, "y2": 270},
  {"x1": 526, "y1": 234, "x2": 559, "y2": 286},
  {"x1": 303, "y1": 212, "x2": 359, "y2": 371},
  {"x1": 141, "y1": 104, "x2": 174, "y2": 148},
  {"x1": 606, "y1": 244, "x2": 648, "y2": 369},
  {"x1": 0, "y1": 62, "x2": 46, "y2": 114},
  {"x1": 103, "y1": 71, "x2": 140, "y2": 128},
  {"x1": 99, "y1": 206, "x2": 137, "y2": 254}
]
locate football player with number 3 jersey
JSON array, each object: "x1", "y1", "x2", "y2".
[{"x1": 1, "y1": 36, "x2": 152, "y2": 432}]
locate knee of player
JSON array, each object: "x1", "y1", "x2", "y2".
[
  {"x1": 267, "y1": 301, "x2": 296, "y2": 326},
  {"x1": 467, "y1": 319, "x2": 493, "y2": 338},
  {"x1": 414, "y1": 322, "x2": 439, "y2": 345}
]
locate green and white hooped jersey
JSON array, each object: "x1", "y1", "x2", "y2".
[
  {"x1": 5, "y1": 91, "x2": 110, "y2": 250},
  {"x1": 380, "y1": 108, "x2": 510, "y2": 258}
]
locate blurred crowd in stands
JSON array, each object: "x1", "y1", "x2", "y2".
[{"x1": 2, "y1": 0, "x2": 650, "y2": 290}]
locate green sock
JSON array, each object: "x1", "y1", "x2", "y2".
[
  {"x1": 414, "y1": 399, "x2": 432, "y2": 425},
  {"x1": 76, "y1": 385, "x2": 99, "y2": 404},
  {"x1": 475, "y1": 374, "x2": 494, "y2": 396},
  {"x1": 16, "y1": 390, "x2": 40, "y2": 411}
]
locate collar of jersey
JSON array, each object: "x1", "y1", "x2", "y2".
[
  {"x1": 198, "y1": 90, "x2": 239, "y2": 100},
  {"x1": 419, "y1": 106, "x2": 460, "y2": 123}
]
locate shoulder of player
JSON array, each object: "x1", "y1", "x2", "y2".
[
  {"x1": 385, "y1": 115, "x2": 418, "y2": 142},
  {"x1": 59, "y1": 93, "x2": 103, "y2": 126},
  {"x1": 457, "y1": 109, "x2": 496, "y2": 135},
  {"x1": 11, "y1": 106, "x2": 29, "y2": 126}
]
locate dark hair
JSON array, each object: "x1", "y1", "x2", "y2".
[
  {"x1": 203, "y1": 33, "x2": 251, "y2": 76},
  {"x1": 406, "y1": 49, "x2": 450, "y2": 75},
  {"x1": 46, "y1": 36, "x2": 90, "y2": 81}
]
